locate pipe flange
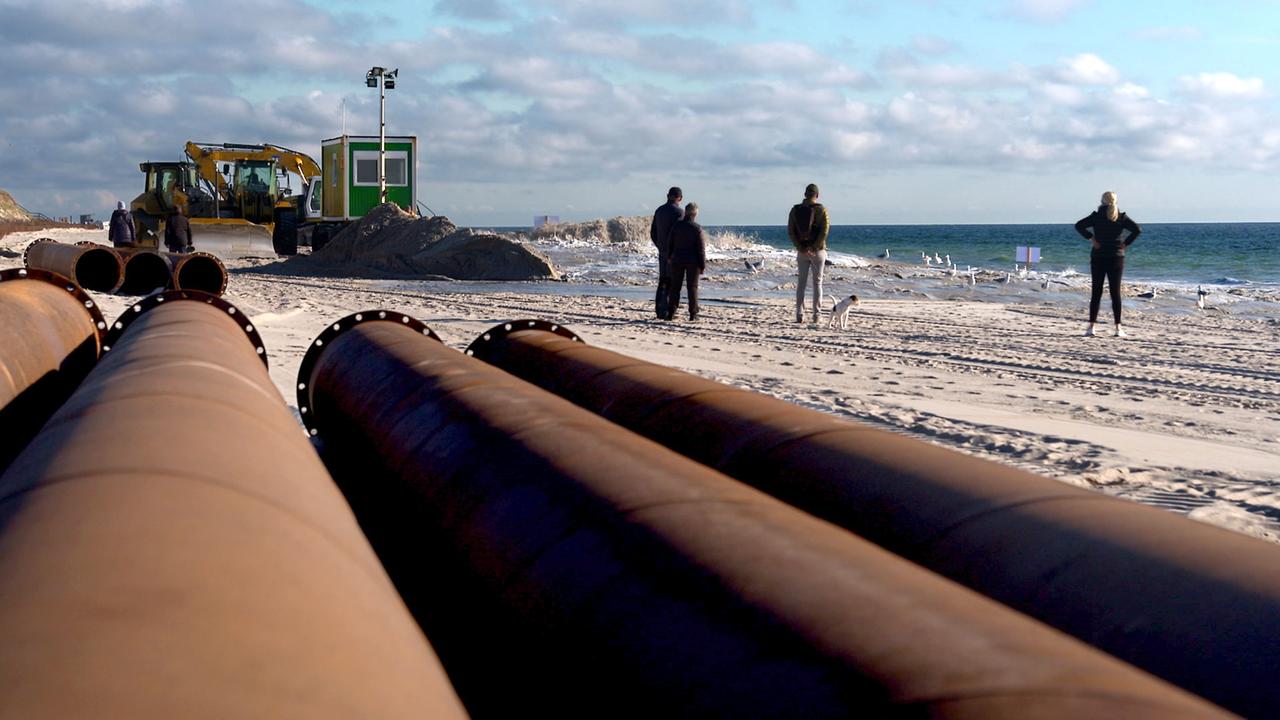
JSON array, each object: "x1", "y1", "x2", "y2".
[
  {"x1": 464, "y1": 319, "x2": 583, "y2": 360},
  {"x1": 103, "y1": 289, "x2": 267, "y2": 368},
  {"x1": 296, "y1": 310, "x2": 441, "y2": 436},
  {"x1": 172, "y1": 251, "x2": 228, "y2": 296},
  {"x1": 74, "y1": 240, "x2": 103, "y2": 247},
  {"x1": 0, "y1": 266, "x2": 109, "y2": 347},
  {"x1": 22, "y1": 237, "x2": 57, "y2": 267}
]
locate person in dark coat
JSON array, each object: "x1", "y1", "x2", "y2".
[
  {"x1": 108, "y1": 200, "x2": 136, "y2": 248},
  {"x1": 164, "y1": 205, "x2": 193, "y2": 254},
  {"x1": 650, "y1": 186, "x2": 684, "y2": 318},
  {"x1": 1075, "y1": 191, "x2": 1141, "y2": 337},
  {"x1": 666, "y1": 202, "x2": 707, "y2": 321}
]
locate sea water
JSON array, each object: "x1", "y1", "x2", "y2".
[
  {"x1": 467, "y1": 222, "x2": 1280, "y2": 319},
  {"x1": 722, "y1": 223, "x2": 1280, "y2": 287}
]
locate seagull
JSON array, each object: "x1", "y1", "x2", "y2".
[
  {"x1": 1197, "y1": 285, "x2": 1208, "y2": 310},
  {"x1": 744, "y1": 259, "x2": 763, "y2": 272},
  {"x1": 878, "y1": 248, "x2": 890, "y2": 259},
  {"x1": 948, "y1": 265, "x2": 957, "y2": 278},
  {"x1": 967, "y1": 269, "x2": 977, "y2": 286},
  {"x1": 944, "y1": 254, "x2": 952, "y2": 268},
  {"x1": 933, "y1": 252, "x2": 943, "y2": 264}
]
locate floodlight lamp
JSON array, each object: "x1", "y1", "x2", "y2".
[
  {"x1": 366, "y1": 77, "x2": 377, "y2": 87},
  {"x1": 384, "y1": 78, "x2": 395, "y2": 89}
]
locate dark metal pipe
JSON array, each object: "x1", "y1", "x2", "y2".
[
  {"x1": 23, "y1": 238, "x2": 124, "y2": 293},
  {"x1": 299, "y1": 312, "x2": 1228, "y2": 719},
  {"x1": 466, "y1": 321, "x2": 1280, "y2": 718},
  {"x1": 0, "y1": 293, "x2": 468, "y2": 718},
  {"x1": 168, "y1": 251, "x2": 227, "y2": 295},
  {"x1": 116, "y1": 247, "x2": 173, "y2": 295},
  {"x1": 0, "y1": 268, "x2": 106, "y2": 474}
]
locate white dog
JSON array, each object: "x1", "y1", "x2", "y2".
[{"x1": 825, "y1": 293, "x2": 861, "y2": 330}]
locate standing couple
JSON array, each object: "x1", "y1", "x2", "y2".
[
  {"x1": 651, "y1": 183, "x2": 830, "y2": 323},
  {"x1": 650, "y1": 187, "x2": 707, "y2": 321}
]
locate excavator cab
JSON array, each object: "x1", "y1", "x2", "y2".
[
  {"x1": 232, "y1": 162, "x2": 277, "y2": 224},
  {"x1": 130, "y1": 162, "x2": 213, "y2": 249}
]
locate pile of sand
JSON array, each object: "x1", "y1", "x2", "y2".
[
  {"x1": 0, "y1": 190, "x2": 32, "y2": 222},
  {"x1": 308, "y1": 204, "x2": 559, "y2": 281}
]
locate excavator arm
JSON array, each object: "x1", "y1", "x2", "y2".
[{"x1": 184, "y1": 141, "x2": 322, "y2": 200}]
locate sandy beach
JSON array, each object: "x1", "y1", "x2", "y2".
[{"x1": 7, "y1": 226, "x2": 1280, "y2": 543}]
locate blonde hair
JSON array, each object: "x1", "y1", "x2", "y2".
[{"x1": 1100, "y1": 191, "x2": 1119, "y2": 222}]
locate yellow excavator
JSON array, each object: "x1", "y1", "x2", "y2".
[{"x1": 130, "y1": 141, "x2": 321, "y2": 258}]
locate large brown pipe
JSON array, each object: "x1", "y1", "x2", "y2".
[
  {"x1": 168, "y1": 251, "x2": 227, "y2": 295},
  {"x1": 298, "y1": 312, "x2": 1228, "y2": 719},
  {"x1": 115, "y1": 247, "x2": 174, "y2": 295},
  {"x1": 466, "y1": 321, "x2": 1280, "y2": 718},
  {"x1": 0, "y1": 293, "x2": 468, "y2": 719},
  {"x1": 0, "y1": 268, "x2": 106, "y2": 474},
  {"x1": 23, "y1": 238, "x2": 124, "y2": 292}
]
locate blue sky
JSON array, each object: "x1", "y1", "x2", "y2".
[{"x1": 2, "y1": 0, "x2": 1278, "y2": 225}]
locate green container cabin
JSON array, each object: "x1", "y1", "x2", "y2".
[{"x1": 319, "y1": 135, "x2": 418, "y2": 221}]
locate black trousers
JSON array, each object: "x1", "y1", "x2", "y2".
[
  {"x1": 655, "y1": 248, "x2": 672, "y2": 318},
  {"x1": 1089, "y1": 254, "x2": 1125, "y2": 324},
  {"x1": 668, "y1": 263, "x2": 700, "y2": 319}
]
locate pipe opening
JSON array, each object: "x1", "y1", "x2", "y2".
[
  {"x1": 174, "y1": 255, "x2": 226, "y2": 295},
  {"x1": 119, "y1": 252, "x2": 172, "y2": 295},
  {"x1": 73, "y1": 247, "x2": 124, "y2": 293}
]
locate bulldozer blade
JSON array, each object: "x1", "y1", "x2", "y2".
[{"x1": 188, "y1": 220, "x2": 278, "y2": 258}]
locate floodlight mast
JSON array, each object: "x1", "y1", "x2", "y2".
[{"x1": 365, "y1": 66, "x2": 398, "y2": 204}]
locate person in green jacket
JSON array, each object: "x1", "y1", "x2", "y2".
[{"x1": 788, "y1": 183, "x2": 830, "y2": 323}]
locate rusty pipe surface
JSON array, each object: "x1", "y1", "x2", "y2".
[
  {"x1": 115, "y1": 247, "x2": 173, "y2": 295},
  {"x1": 466, "y1": 322, "x2": 1280, "y2": 718},
  {"x1": 0, "y1": 293, "x2": 468, "y2": 719},
  {"x1": 168, "y1": 251, "x2": 227, "y2": 295},
  {"x1": 0, "y1": 268, "x2": 106, "y2": 474},
  {"x1": 298, "y1": 313, "x2": 1229, "y2": 719},
  {"x1": 23, "y1": 238, "x2": 124, "y2": 293}
]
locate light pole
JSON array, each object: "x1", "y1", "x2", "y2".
[{"x1": 365, "y1": 66, "x2": 398, "y2": 205}]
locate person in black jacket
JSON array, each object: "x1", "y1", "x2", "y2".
[
  {"x1": 666, "y1": 202, "x2": 707, "y2": 321},
  {"x1": 108, "y1": 200, "x2": 136, "y2": 248},
  {"x1": 164, "y1": 205, "x2": 193, "y2": 254},
  {"x1": 1075, "y1": 191, "x2": 1141, "y2": 337},
  {"x1": 650, "y1": 186, "x2": 684, "y2": 318}
]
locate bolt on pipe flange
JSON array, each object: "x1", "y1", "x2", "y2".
[
  {"x1": 464, "y1": 318, "x2": 582, "y2": 359},
  {"x1": 296, "y1": 310, "x2": 441, "y2": 436},
  {"x1": 21, "y1": 238, "x2": 56, "y2": 267},
  {"x1": 104, "y1": 290, "x2": 267, "y2": 366},
  {"x1": 0, "y1": 267, "x2": 109, "y2": 343}
]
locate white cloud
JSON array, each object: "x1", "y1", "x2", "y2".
[
  {"x1": 1004, "y1": 0, "x2": 1091, "y2": 23},
  {"x1": 1177, "y1": 72, "x2": 1266, "y2": 100},
  {"x1": 1055, "y1": 53, "x2": 1120, "y2": 86}
]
